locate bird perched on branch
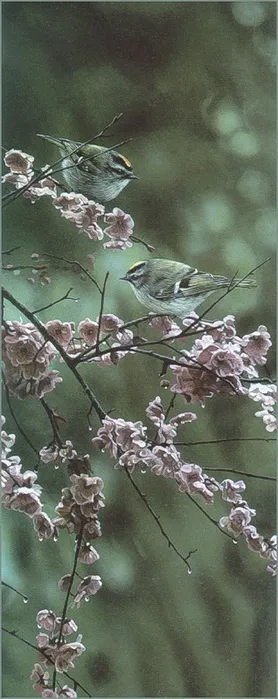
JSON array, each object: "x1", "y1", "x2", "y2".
[
  {"x1": 37, "y1": 133, "x2": 138, "y2": 203},
  {"x1": 121, "y1": 258, "x2": 256, "y2": 318}
]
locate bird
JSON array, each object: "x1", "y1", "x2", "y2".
[
  {"x1": 120, "y1": 258, "x2": 256, "y2": 318},
  {"x1": 37, "y1": 133, "x2": 138, "y2": 203}
]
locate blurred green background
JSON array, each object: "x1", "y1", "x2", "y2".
[{"x1": 2, "y1": 2, "x2": 276, "y2": 697}]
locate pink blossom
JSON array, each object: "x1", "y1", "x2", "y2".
[
  {"x1": 78, "y1": 318, "x2": 98, "y2": 345},
  {"x1": 45, "y1": 320, "x2": 73, "y2": 348},
  {"x1": 53, "y1": 193, "x2": 104, "y2": 240},
  {"x1": 69, "y1": 474, "x2": 104, "y2": 505},
  {"x1": 54, "y1": 640, "x2": 86, "y2": 672},
  {"x1": 23, "y1": 177, "x2": 57, "y2": 202},
  {"x1": 219, "y1": 502, "x2": 256, "y2": 537},
  {"x1": 254, "y1": 408, "x2": 276, "y2": 432},
  {"x1": 241, "y1": 325, "x2": 272, "y2": 365},
  {"x1": 220, "y1": 478, "x2": 246, "y2": 504},
  {"x1": 78, "y1": 543, "x2": 100, "y2": 564},
  {"x1": 103, "y1": 207, "x2": 134, "y2": 249},
  {"x1": 4, "y1": 148, "x2": 34, "y2": 173},
  {"x1": 169, "y1": 412, "x2": 197, "y2": 426},
  {"x1": 72, "y1": 575, "x2": 102, "y2": 608},
  {"x1": 36, "y1": 610, "x2": 57, "y2": 634},
  {"x1": 148, "y1": 315, "x2": 181, "y2": 338},
  {"x1": 175, "y1": 463, "x2": 215, "y2": 503},
  {"x1": 146, "y1": 396, "x2": 164, "y2": 426},
  {"x1": 4, "y1": 486, "x2": 42, "y2": 517},
  {"x1": 99, "y1": 314, "x2": 122, "y2": 333},
  {"x1": 39, "y1": 445, "x2": 59, "y2": 464},
  {"x1": 33, "y1": 512, "x2": 55, "y2": 539}
]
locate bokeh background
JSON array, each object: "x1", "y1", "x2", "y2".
[{"x1": 2, "y1": 2, "x2": 276, "y2": 697}]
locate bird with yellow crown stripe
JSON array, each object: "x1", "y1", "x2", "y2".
[
  {"x1": 37, "y1": 134, "x2": 138, "y2": 203},
  {"x1": 121, "y1": 259, "x2": 256, "y2": 318}
]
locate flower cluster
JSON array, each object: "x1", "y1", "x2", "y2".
[
  {"x1": 77, "y1": 313, "x2": 134, "y2": 367},
  {"x1": 53, "y1": 193, "x2": 104, "y2": 241},
  {"x1": 1, "y1": 417, "x2": 57, "y2": 539},
  {"x1": 2, "y1": 149, "x2": 58, "y2": 201},
  {"x1": 31, "y1": 662, "x2": 77, "y2": 698},
  {"x1": 34, "y1": 609, "x2": 85, "y2": 675},
  {"x1": 53, "y1": 472, "x2": 104, "y2": 576},
  {"x1": 2, "y1": 321, "x2": 62, "y2": 400},
  {"x1": 3, "y1": 150, "x2": 135, "y2": 250},
  {"x1": 219, "y1": 500, "x2": 277, "y2": 576},
  {"x1": 168, "y1": 316, "x2": 274, "y2": 426},
  {"x1": 248, "y1": 382, "x2": 277, "y2": 432},
  {"x1": 92, "y1": 397, "x2": 219, "y2": 503}
]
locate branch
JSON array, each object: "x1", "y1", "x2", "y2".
[
  {"x1": 124, "y1": 468, "x2": 197, "y2": 572},
  {"x1": 52, "y1": 528, "x2": 84, "y2": 691},
  {"x1": 2, "y1": 371, "x2": 40, "y2": 459},
  {"x1": 33, "y1": 288, "x2": 78, "y2": 314},
  {"x1": 43, "y1": 253, "x2": 101, "y2": 293},
  {"x1": 2, "y1": 287, "x2": 106, "y2": 422},
  {"x1": 204, "y1": 467, "x2": 275, "y2": 482},
  {"x1": 2, "y1": 627, "x2": 92, "y2": 697},
  {"x1": 2, "y1": 581, "x2": 28, "y2": 603},
  {"x1": 95, "y1": 272, "x2": 109, "y2": 353}
]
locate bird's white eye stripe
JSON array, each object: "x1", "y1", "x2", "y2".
[{"x1": 174, "y1": 281, "x2": 180, "y2": 295}]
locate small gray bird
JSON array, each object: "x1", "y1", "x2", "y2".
[
  {"x1": 121, "y1": 258, "x2": 256, "y2": 318},
  {"x1": 37, "y1": 134, "x2": 138, "y2": 203}
]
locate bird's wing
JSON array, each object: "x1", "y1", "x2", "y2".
[{"x1": 152, "y1": 266, "x2": 197, "y2": 300}]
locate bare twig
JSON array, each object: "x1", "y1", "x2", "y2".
[
  {"x1": 2, "y1": 581, "x2": 28, "y2": 602},
  {"x1": 124, "y1": 468, "x2": 197, "y2": 572},
  {"x1": 43, "y1": 253, "x2": 101, "y2": 293},
  {"x1": 95, "y1": 272, "x2": 109, "y2": 353},
  {"x1": 33, "y1": 287, "x2": 78, "y2": 314}
]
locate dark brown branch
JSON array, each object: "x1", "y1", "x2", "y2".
[{"x1": 2, "y1": 287, "x2": 106, "y2": 422}]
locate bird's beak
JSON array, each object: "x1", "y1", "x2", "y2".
[
  {"x1": 120, "y1": 275, "x2": 128, "y2": 281},
  {"x1": 129, "y1": 174, "x2": 139, "y2": 180}
]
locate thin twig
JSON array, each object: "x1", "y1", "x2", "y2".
[
  {"x1": 124, "y1": 468, "x2": 197, "y2": 572},
  {"x1": 40, "y1": 399, "x2": 63, "y2": 447},
  {"x1": 204, "y1": 467, "x2": 275, "y2": 482},
  {"x1": 2, "y1": 371, "x2": 40, "y2": 458},
  {"x1": 33, "y1": 288, "x2": 78, "y2": 314},
  {"x1": 175, "y1": 437, "x2": 276, "y2": 446},
  {"x1": 2, "y1": 581, "x2": 28, "y2": 602},
  {"x1": 185, "y1": 492, "x2": 233, "y2": 540},
  {"x1": 95, "y1": 272, "x2": 109, "y2": 353},
  {"x1": 52, "y1": 528, "x2": 84, "y2": 691},
  {"x1": 2, "y1": 246, "x2": 22, "y2": 255},
  {"x1": 43, "y1": 253, "x2": 101, "y2": 293}
]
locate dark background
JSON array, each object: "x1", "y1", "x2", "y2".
[{"x1": 2, "y1": 2, "x2": 276, "y2": 697}]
